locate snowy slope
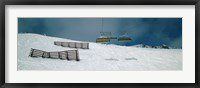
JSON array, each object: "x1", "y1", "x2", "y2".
[{"x1": 18, "y1": 33, "x2": 182, "y2": 70}]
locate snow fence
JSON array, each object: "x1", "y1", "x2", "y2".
[
  {"x1": 29, "y1": 48, "x2": 80, "y2": 61},
  {"x1": 54, "y1": 41, "x2": 89, "y2": 49}
]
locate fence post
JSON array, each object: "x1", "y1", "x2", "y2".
[
  {"x1": 58, "y1": 52, "x2": 61, "y2": 59},
  {"x1": 87, "y1": 43, "x2": 89, "y2": 49},
  {"x1": 42, "y1": 51, "x2": 45, "y2": 58},
  {"x1": 81, "y1": 43, "x2": 83, "y2": 49},
  {"x1": 29, "y1": 48, "x2": 34, "y2": 57},
  {"x1": 75, "y1": 43, "x2": 77, "y2": 48},
  {"x1": 47, "y1": 52, "x2": 50, "y2": 58},
  {"x1": 76, "y1": 50, "x2": 80, "y2": 61},
  {"x1": 67, "y1": 42, "x2": 69, "y2": 47},
  {"x1": 66, "y1": 51, "x2": 69, "y2": 60},
  {"x1": 49, "y1": 52, "x2": 51, "y2": 58},
  {"x1": 61, "y1": 42, "x2": 63, "y2": 46}
]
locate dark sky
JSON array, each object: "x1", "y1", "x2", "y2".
[{"x1": 18, "y1": 18, "x2": 182, "y2": 48}]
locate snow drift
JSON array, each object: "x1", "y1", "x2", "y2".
[{"x1": 18, "y1": 33, "x2": 182, "y2": 70}]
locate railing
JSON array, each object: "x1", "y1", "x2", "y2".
[
  {"x1": 54, "y1": 41, "x2": 89, "y2": 49},
  {"x1": 29, "y1": 48, "x2": 80, "y2": 61}
]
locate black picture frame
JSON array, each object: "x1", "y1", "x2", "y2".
[{"x1": 0, "y1": 0, "x2": 200, "y2": 88}]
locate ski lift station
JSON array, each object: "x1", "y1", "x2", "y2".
[{"x1": 96, "y1": 18, "x2": 132, "y2": 43}]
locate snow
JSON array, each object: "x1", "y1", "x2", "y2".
[{"x1": 18, "y1": 33, "x2": 182, "y2": 71}]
